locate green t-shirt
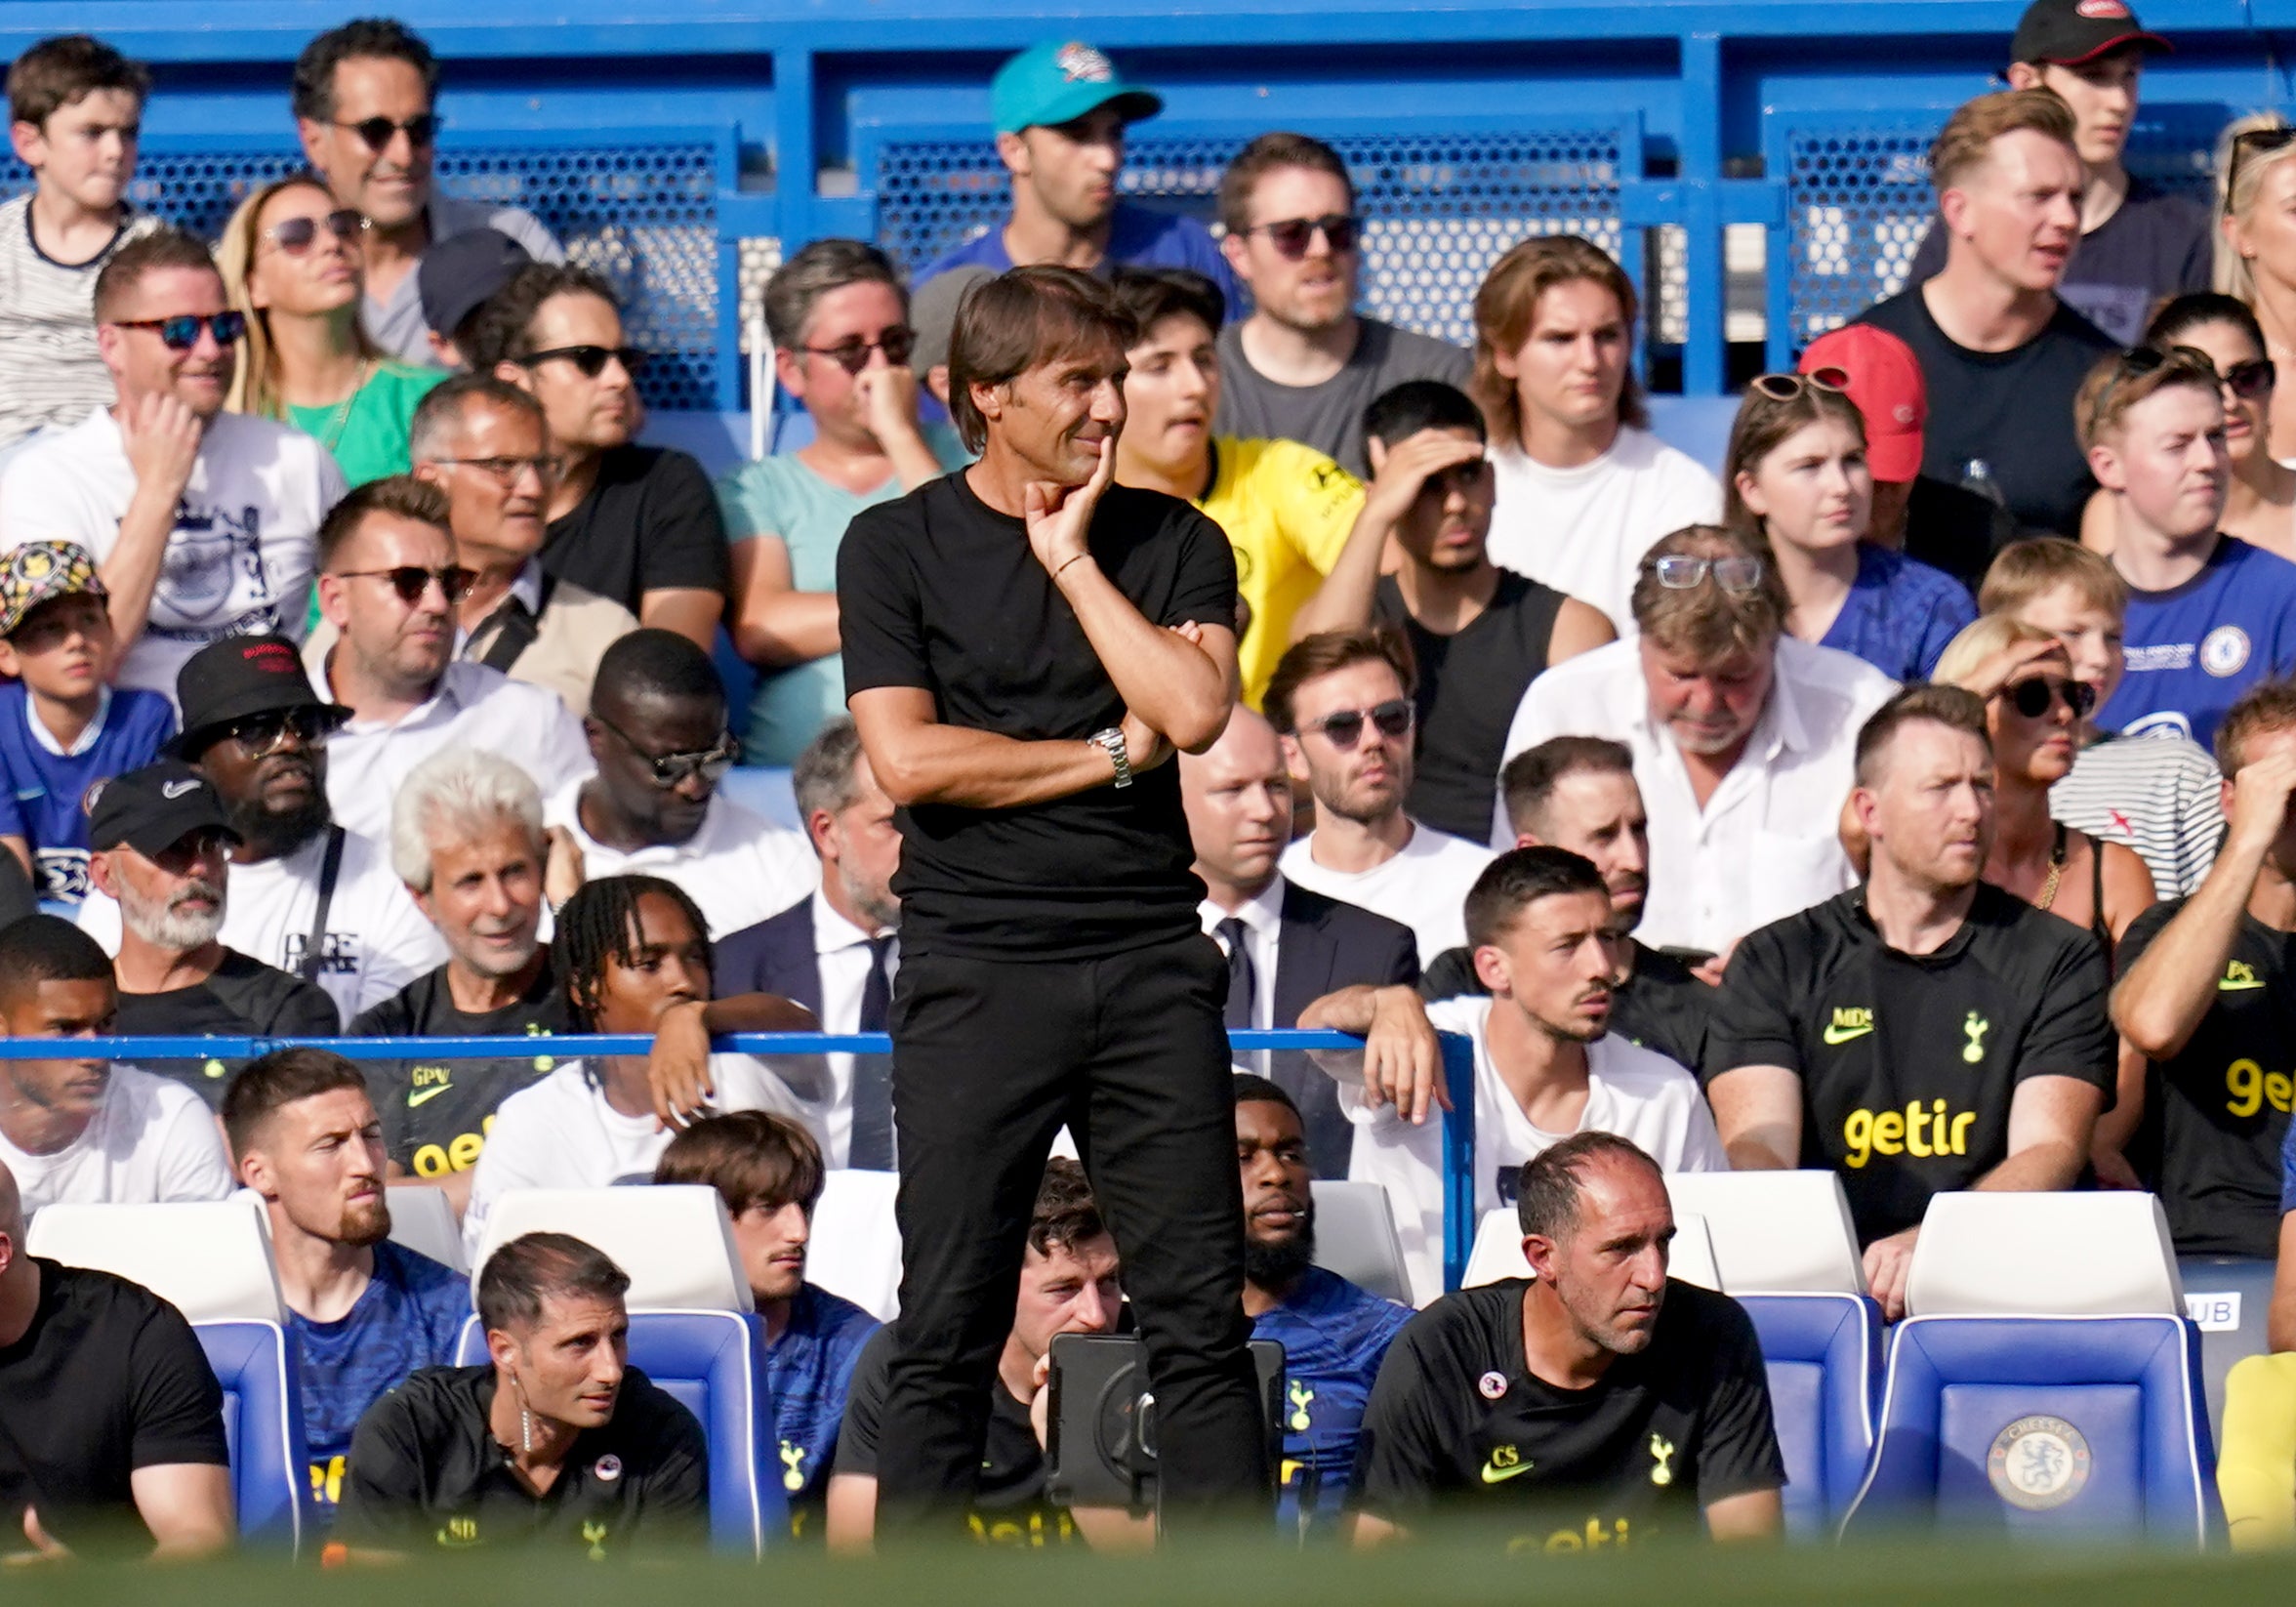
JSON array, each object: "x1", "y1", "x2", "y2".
[{"x1": 286, "y1": 360, "x2": 447, "y2": 488}]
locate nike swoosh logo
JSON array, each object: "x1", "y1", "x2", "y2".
[
  {"x1": 161, "y1": 780, "x2": 199, "y2": 799},
  {"x1": 1822, "y1": 1023, "x2": 1874, "y2": 1045},
  {"x1": 1480, "y1": 1460, "x2": 1533, "y2": 1484},
  {"x1": 406, "y1": 1084, "x2": 453, "y2": 1107},
  {"x1": 2219, "y1": 977, "x2": 2267, "y2": 992}
]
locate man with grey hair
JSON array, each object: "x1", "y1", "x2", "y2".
[{"x1": 90, "y1": 761, "x2": 339, "y2": 1104}]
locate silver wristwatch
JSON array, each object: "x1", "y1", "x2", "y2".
[{"x1": 1089, "y1": 726, "x2": 1133, "y2": 789}]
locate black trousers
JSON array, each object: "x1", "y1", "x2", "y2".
[{"x1": 874, "y1": 931, "x2": 1271, "y2": 1536}]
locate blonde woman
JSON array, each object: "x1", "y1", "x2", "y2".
[
  {"x1": 217, "y1": 174, "x2": 442, "y2": 485},
  {"x1": 2216, "y1": 112, "x2": 2296, "y2": 460}
]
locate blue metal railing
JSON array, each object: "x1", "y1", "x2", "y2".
[{"x1": 0, "y1": 1027, "x2": 1482, "y2": 1290}]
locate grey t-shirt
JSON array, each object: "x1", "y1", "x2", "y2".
[
  {"x1": 360, "y1": 194, "x2": 565, "y2": 364},
  {"x1": 1213, "y1": 316, "x2": 1473, "y2": 478}
]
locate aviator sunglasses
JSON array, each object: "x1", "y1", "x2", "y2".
[{"x1": 1297, "y1": 698, "x2": 1414, "y2": 748}]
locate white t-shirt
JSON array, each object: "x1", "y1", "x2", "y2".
[
  {"x1": 1484, "y1": 426, "x2": 1722, "y2": 634},
  {"x1": 546, "y1": 780, "x2": 819, "y2": 941},
  {"x1": 1277, "y1": 821, "x2": 1493, "y2": 965},
  {"x1": 308, "y1": 656, "x2": 593, "y2": 842},
  {"x1": 0, "y1": 407, "x2": 341, "y2": 701},
  {"x1": 0, "y1": 1065, "x2": 235, "y2": 1216},
  {"x1": 1349, "y1": 996, "x2": 1728, "y2": 1304},
  {"x1": 461, "y1": 1054, "x2": 811, "y2": 1257},
  {"x1": 77, "y1": 826, "x2": 446, "y2": 1024}
]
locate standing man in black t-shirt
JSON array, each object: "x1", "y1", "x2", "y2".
[
  {"x1": 2113, "y1": 682, "x2": 2296, "y2": 1257},
  {"x1": 1855, "y1": 89, "x2": 2117, "y2": 538},
  {"x1": 1351, "y1": 1132, "x2": 1784, "y2": 1548},
  {"x1": 1705, "y1": 685, "x2": 2114, "y2": 1318},
  {"x1": 837, "y1": 265, "x2": 1267, "y2": 1536},
  {"x1": 1289, "y1": 381, "x2": 1614, "y2": 841}
]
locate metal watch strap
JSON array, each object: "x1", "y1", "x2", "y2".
[{"x1": 1090, "y1": 726, "x2": 1133, "y2": 789}]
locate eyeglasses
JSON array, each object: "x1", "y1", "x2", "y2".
[
  {"x1": 2000, "y1": 676, "x2": 2098, "y2": 721},
  {"x1": 801, "y1": 326, "x2": 917, "y2": 375},
  {"x1": 1242, "y1": 214, "x2": 1361, "y2": 259},
  {"x1": 332, "y1": 113, "x2": 442, "y2": 151},
  {"x1": 2094, "y1": 344, "x2": 2220, "y2": 416},
  {"x1": 2223, "y1": 356, "x2": 2277, "y2": 400},
  {"x1": 595, "y1": 714, "x2": 740, "y2": 788},
  {"x1": 335, "y1": 565, "x2": 478, "y2": 605},
  {"x1": 109, "y1": 311, "x2": 248, "y2": 350},
  {"x1": 1750, "y1": 367, "x2": 1849, "y2": 401},
  {"x1": 222, "y1": 707, "x2": 345, "y2": 759},
  {"x1": 1297, "y1": 699, "x2": 1414, "y2": 748},
  {"x1": 2226, "y1": 127, "x2": 2296, "y2": 213},
  {"x1": 263, "y1": 209, "x2": 366, "y2": 255},
  {"x1": 431, "y1": 454, "x2": 564, "y2": 485},
  {"x1": 1650, "y1": 554, "x2": 1766, "y2": 594},
  {"x1": 515, "y1": 345, "x2": 647, "y2": 379}
]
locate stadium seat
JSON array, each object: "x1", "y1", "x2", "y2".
[
  {"x1": 1738, "y1": 1293, "x2": 1883, "y2": 1538},
  {"x1": 1460, "y1": 1208, "x2": 1722, "y2": 1292},
  {"x1": 1662, "y1": 1171, "x2": 1866, "y2": 1294},
  {"x1": 809, "y1": 1169, "x2": 901, "y2": 1321},
  {"x1": 2176, "y1": 1256, "x2": 2277, "y2": 1443},
  {"x1": 1309, "y1": 1179, "x2": 1412, "y2": 1306},
  {"x1": 1842, "y1": 1192, "x2": 2215, "y2": 1544},
  {"x1": 385, "y1": 1183, "x2": 467, "y2": 1274},
  {"x1": 467, "y1": 1186, "x2": 752, "y2": 1310},
  {"x1": 196, "y1": 1320, "x2": 310, "y2": 1553}
]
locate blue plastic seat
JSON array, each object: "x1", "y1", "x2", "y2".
[
  {"x1": 194, "y1": 1320, "x2": 309, "y2": 1554},
  {"x1": 1736, "y1": 1293, "x2": 1881, "y2": 1537}
]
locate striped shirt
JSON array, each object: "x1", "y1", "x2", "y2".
[
  {"x1": 0, "y1": 198, "x2": 156, "y2": 448},
  {"x1": 2050, "y1": 730, "x2": 2224, "y2": 898}
]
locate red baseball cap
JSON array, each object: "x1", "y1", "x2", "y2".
[{"x1": 1800, "y1": 325, "x2": 1927, "y2": 483}]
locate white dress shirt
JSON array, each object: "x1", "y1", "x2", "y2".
[
  {"x1": 804, "y1": 886, "x2": 900, "y2": 1169},
  {"x1": 1496, "y1": 635, "x2": 1898, "y2": 956},
  {"x1": 546, "y1": 778, "x2": 819, "y2": 941},
  {"x1": 1278, "y1": 822, "x2": 1494, "y2": 965}
]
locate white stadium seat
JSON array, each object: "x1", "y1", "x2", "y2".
[
  {"x1": 1309, "y1": 1179, "x2": 1412, "y2": 1306},
  {"x1": 385, "y1": 1183, "x2": 467, "y2": 1273},
  {"x1": 1462, "y1": 1207, "x2": 1720, "y2": 1293},
  {"x1": 1905, "y1": 1191, "x2": 2184, "y2": 1317},
  {"x1": 1664, "y1": 1170, "x2": 1867, "y2": 1294},
  {"x1": 26, "y1": 1197, "x2": 283, "y2": 1323},
  {"x1": 806, "y1": 1169, "x2": 902, "y2": 1321},
  {"x1": 469, "y1": 1186, "x2": 751, "y2": 1311}
]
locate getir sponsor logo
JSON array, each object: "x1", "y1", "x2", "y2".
[{"x1": 1842, "y1": 1100, "x2": 1978, "y2": 1167}]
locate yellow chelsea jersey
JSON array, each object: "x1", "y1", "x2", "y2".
[{"x1": 1196, "y1": 435, "x2": 1366, "y2": 708}]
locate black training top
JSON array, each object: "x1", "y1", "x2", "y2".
[
  {"x1": 1351, "y1": 1278, "x2": 1784, "y2": 1547},
  {"x1": 333, "y1": 1364, "x2": 708, "y2": 1558},
  {"x1": 1704, "y1": 884, "x2": 2114, "y2": 1243},
  {"x1": 115, "y1": 948, "x2": 344, "y2": 1110},
  {"x1": 838, "y1": 473, "x2": 1238, "y2": 961},
  {"x1": 2117, "y1": 898, "x2": 2296, "y2": 1258},
  {"x1": 541, "y1": 444, "x2": 730, "y2": 616},
  {"x1": 0, "y1": 1259, "x2": 228, "y2": 1554}
]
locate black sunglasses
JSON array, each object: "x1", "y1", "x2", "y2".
[
  {"x1": 595, "y1": 714, "x2": 739, "y2": 788},
  {"x1": 265, "y1": 209, "x2": 366, "y2": 255},
  {"x1": 110, "y1": 311, "x2": 247, "y2": 350},
  {"x1": 516, "y1": 344, "x2": 648, "y2": 380},
  {"x1": 333, "y1": 113, "x2": 442, "y2": 151},
  {"x1": 222, "y1": 707, "x2": 345, "y2": 759},
  {"x1": 1244, "y1": 213, "x2": 1360, "y2": 259},
  {"x1": 2227, "y1": 127, "x2": 2296, "y2": 214},
  {"x1": 2002, "y1": 676, "x2": 2098, "y2": 721},
  {"x1": 337, "y1": 564, "x2": 478, "y2": 605},
  {"x1": 801, "y1": 326, "x2": 916, "y2": 375},
  {"x1": 2223, "y1": 356, "x2": 2277, "y2": 400},
  {"x1": 1298, "y1": 698, "x2": 1413, "y2": 749}
]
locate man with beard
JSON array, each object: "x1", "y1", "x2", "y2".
[
  {"x1": 223, "y1": 1048, "x2": 468, "y2": 1530},
  {"x1": 1302, "y1": 848, "x2": 1725, "y2": 1306},
  {"x1": 1706, "y1": 685, "x2": 2116, "y2": 1320},
  {"x1": 1350, "y1": 1133, "x2": 1784, "y2": 1547},
  {"x1": 74, "y1": 635, "x2": 446, "y2": 1023},
  {"x1": 1232, "y1": 1074, "x2": 1409, "y2": 1534},
  {"x1": 1421, "y1": 737, "x2": 1713, "y2": 1076},
  {"x1": 1271, "y1": 626, "x2": 1494, "y2": 965},
  {"x1": 88, "y1": 762, "x2": 338, "y2": 1109}
]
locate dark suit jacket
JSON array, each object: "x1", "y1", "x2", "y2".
[
  {"x1": 1263, "y1": 882, "x2": 1419, "y2": 1179},
  {"x1": 715, "y1": 897, "x2": 823, "y2": 1017}
]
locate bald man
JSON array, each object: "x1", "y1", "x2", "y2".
[
  {"x1": 1182, "y1": 706, "x2": 1418, "y2": 1175},
  {"x1": 0, "y1": 1159, "x2": 236, "y2": 1559}
]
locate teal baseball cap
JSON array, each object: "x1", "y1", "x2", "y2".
[{"x1": 992, "y1": 41, "x2": 1164, "y2": 136}]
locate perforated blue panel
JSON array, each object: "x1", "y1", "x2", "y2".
[
  {"x1": 869, "y1": 127, "x2": 1627, "y2": 348},
  {"x1": 0, "y1": 137, "x2": 724, "y2": 411}
]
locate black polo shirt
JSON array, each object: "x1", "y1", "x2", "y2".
[
  {"x1": 1705, "y1": 884, "x2": 2114, "y2": 1243},
  {"x1": 1352, "y1": 1278, "x2": 1783, "y2": 1548},
  {"x1": 1419, "y1": 940, "x2": 1714, "y2": 1076},
  {"x1": 333, "y1": 1364, "x2": 707, "y2": 1557},
  {"x1": 2117, "y1": 898, "x2": 2296, "y2": 1258},
  {"x1": 838, "y1": 473, "x2": 1237, "y2": 961}
]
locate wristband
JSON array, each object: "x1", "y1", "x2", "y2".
[{"x1": 1053, "y1": 553, "x2": 1089, "y2": 581}]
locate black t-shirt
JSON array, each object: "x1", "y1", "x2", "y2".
[
  {"x1": 1352, "y1": 1278, "x2": 1784, "y2": 1546},
  {"x1": 333, "y1": 1364, "x2": 707, "y2": 1556},
  {"x1": 1704, "y1": 885, "x2": 2115, "y2": 1243},
  {"x1": 114, "y1": 949, "x2": 344, "y2": 1111},
  {"x1": 1419, "y1": 940, "x2": 1713, "y2": 1075},
  {"x1": 1903, "y1": 475, "x2": 2016, "y2": 592},
  {"x1": 838, "y1": 473, "x2": 1238, "y2": 960},
  {"x1": 1856, "y1": 289, "x2": 2116, "y2": 540},
  {"x1": 352, "y1": 960, "x2": 574, "y2": 1181},
  {"x1": 0, "y1": 1259, "x2": 228, "y2": 1553},
  {"x1": 2116, "y1": 899, "x2": 2296, "y2": 1257},
  {"x1": 1374, "y1": 570, "x2": 1567, "y2": 843},
  {"x1": 834, "y1": 1326, "x2": 1076, "y2": 1546},
  {"x1": 541, "y1": 444, "x2": 729, "y2": 616}
]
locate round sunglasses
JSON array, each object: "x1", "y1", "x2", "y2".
[
  {"x1": 1749, "y1": 366, "x2": 1849, "y2": 401},
  {"x1": 331, "y1": 113, "x2": 442, "y2": 152},
  {"x1": 264, "y1": 209, "x2": 366, "y2": 255},
  {"x1": 2000, "y1": 676, "x2": 2097, "y2": 721},
  {"x1": 1296, "y1": 698, "x2": 1413, "y2": 748}
]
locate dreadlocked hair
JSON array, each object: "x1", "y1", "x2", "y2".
[{"x1": 553, "y1": 874, "x2": 713, "y2": 1028}]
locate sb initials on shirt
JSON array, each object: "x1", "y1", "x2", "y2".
[{"x1": 1842, "y1": 1100, "x2": 1979, "y2": 1168}]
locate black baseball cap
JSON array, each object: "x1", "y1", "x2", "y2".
[
  {"x1": 86, "y1": 762, "x2": 240, "y2": 857},
  {"x1": 419, "y1": 227, "x2": 534, "y2": 340},
  {"x1": 168, "y1": 635, "x2": 351, "y2": 761},
  {"x1": 2011, "y1": 0, "x2": 2170, "y2": 65}
]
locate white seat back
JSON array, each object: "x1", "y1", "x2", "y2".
[
  {"x1": 1309, "y1": 1179, "x2": 1413, "y2": 1306},
  {"x1": 1664, "y1": 1170, "x2": 1866, "y2": 1294},
  {"x1": 26, "y1": 1198, "x2": 283, "y2": 1323},
  {"x1": 386, "y1": 1183, "x2": 467, "y2": 1273},
  {"x1": 1460, "y1": 1207, "x2": 1720, "y2": 1292},
  {"x1": 809, "y1": 1170, "x2": 901, "y2": 1321},
  {"x1": 470, "y1": 1187, "x2": 751, "y2": 1311},
  {"x1": 1906, "y1": 1191, "x2": 2184, "y2": 1316}
]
